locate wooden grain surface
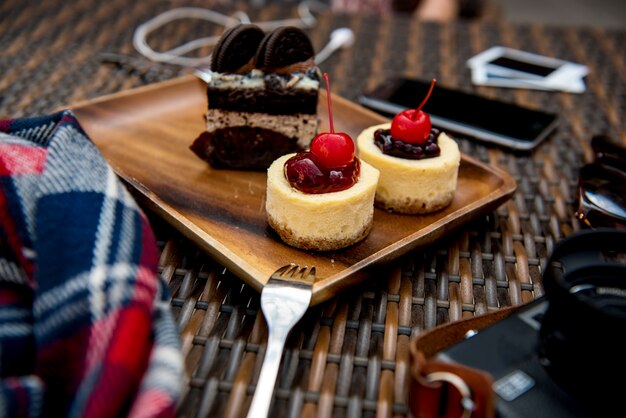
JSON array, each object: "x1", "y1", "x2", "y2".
[{"x1": 71, "y1": 74, "x2": 516, "y2": 305}]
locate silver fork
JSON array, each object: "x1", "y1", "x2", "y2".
[{"x1": 246, "y1": 263, "x2": 316, "y2": 418}]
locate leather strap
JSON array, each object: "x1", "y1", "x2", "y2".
[{"x1": 408, "y1": 305, "x2": 524, "y2": 418}]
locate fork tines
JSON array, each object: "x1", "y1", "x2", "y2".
[{"x1": 270, "y1": 263, "x2": 316, "y2": 286}]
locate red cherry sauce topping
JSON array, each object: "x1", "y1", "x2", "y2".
[
  {"x1": 284, "y1": 73, "x2": 360, "y2": 194},
  {"x1": 284, "y1": 152, "x2": 360, "y2": 193},
  {"x1": 377, "y1": 78, "x2": 441, "y2": 159}
]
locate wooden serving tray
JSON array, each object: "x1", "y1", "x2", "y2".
[{"x1": 70, "y1": 74, "x2": 516, "y2": 306}]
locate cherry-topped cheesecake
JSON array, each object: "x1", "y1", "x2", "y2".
[
  {"x1": 356, "y1": 79, "x2": 460, "y2": 214},
  {"x1": 266, "y1": 74, "x2": 380, "y2": 251}
]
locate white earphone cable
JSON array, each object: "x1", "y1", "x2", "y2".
[
  {"x1": 132, "y1": 1, "x2": 351, "y2": 67},
  {"x1": 314, "y1": 27, "x2": 355, "y2": 64}
]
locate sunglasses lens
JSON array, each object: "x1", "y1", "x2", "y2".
[{"x1": 577, "y1": 163, "x2": 626, "y2": 228}]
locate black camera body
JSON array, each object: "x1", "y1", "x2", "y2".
[
  {"x1": 436, "y1": 229, "x2": 626, "y2": 418},
  {"x1": 437, "y1": 298, "x2": 593, "y2": 417}
]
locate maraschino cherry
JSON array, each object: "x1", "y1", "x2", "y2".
[
  {"x1": 310, "y1": 73, "x2": 355, "y2": 168},
  {"x1": 390, "y1": 78, "x2": 436, "y2": 144},
  {"x1": 284, "y1": 73, "x2": 359, "y2": 194}
]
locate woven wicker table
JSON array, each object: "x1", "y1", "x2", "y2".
[{"x1": 2, "y1": 0, "x2": 624, "y2": 417}]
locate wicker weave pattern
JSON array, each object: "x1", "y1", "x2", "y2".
[{"x1": 2, "y1": 0, "x2": 625, "y2": 416}]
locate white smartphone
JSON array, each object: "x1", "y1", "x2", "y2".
[
  {"x1": 467, "y1": 46, "x2": 589, "y2": 93},
  {"x1": 470, "y1": 69, "x2": 588, "y2": 93},
  {"x1": 358, "y1": 77, "x2": 559, "y2": 151}
]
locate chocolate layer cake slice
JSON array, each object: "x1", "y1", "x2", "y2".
[{"x1": 190, "y1": 25, "x2": 321, "y2": 171}]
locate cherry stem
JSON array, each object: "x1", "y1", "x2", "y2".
[
  {"x1": 412, "y1": 78, "x2": 436, "y2": 121},
  {"x1": 324, "y1": 72, "x2": 335, "y2": 133}
]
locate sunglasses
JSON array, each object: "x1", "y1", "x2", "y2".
[{"x1": 576, "y1": 135, "x2": 626, "y2": 229}]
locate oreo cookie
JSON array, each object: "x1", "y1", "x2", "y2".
[
  {"x1": 210, "y1": 24, "x2": 264, "y2": 73},
  {"x1": 255, "y1": 26, "x2": 315, "y2": 71}
]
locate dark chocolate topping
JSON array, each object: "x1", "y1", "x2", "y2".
[
  {"x1": 210, "y1": 24, "x2": 264, "y2": 73},
  {"x1": 255, "y1": 26, "x2": 315, "y2": 71}
]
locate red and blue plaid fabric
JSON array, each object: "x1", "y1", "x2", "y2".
[{"x1": 0, "y1": 111, "x2": 183, "y2": 417}]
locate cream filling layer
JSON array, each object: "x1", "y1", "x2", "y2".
[
  {"x1": 205, "y1": 110, "x2": 319, "y2": 149},
  {"x1": 205, "y1": 69, "x2": 320, "y2": 91}
]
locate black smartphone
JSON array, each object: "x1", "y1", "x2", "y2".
[{"x1": 358, "y1": 77, "x2": 559, "y2": 151}]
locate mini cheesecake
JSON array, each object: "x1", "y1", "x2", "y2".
[
  {"x1": 266, "y1": 154, "x2": 380, "y2": 251},
  {"x1": 357, "y1": 123, "x2": 460, "y2": 214}
]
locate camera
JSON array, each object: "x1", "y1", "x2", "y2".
[{"x1": 435, "y1": 229, "x2": 626, "y2": 418}]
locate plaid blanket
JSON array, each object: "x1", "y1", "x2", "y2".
[{"x1": 0, "y1": 111, "x2": 183, "y2": 417}]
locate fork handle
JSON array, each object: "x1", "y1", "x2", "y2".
[{"x1": 246, "y1": 331, "x2": 287, "y2": 418}]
